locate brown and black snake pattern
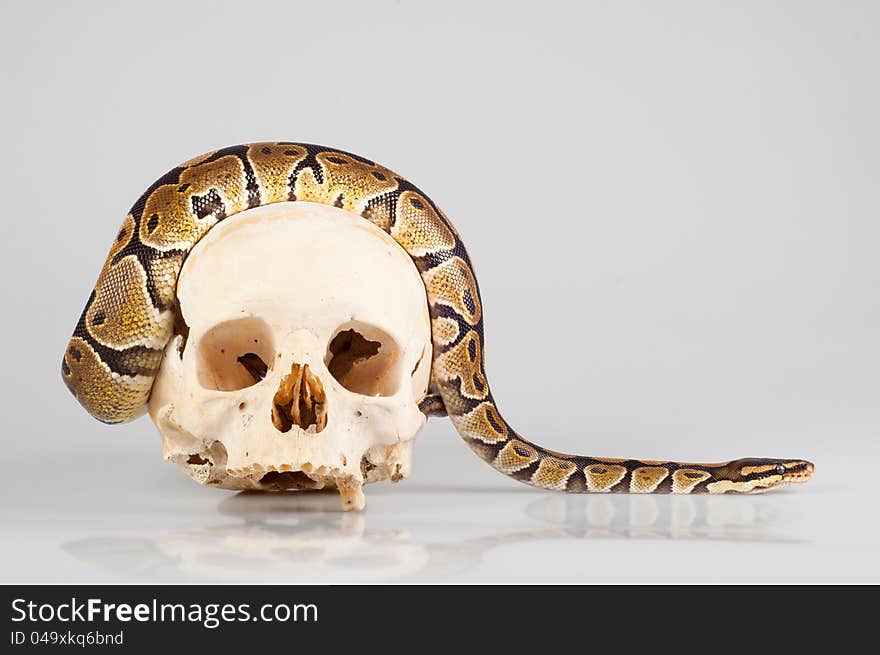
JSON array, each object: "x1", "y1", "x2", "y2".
[{"x1": 62, "y1": 142, "x2": 814, "y2": 494}]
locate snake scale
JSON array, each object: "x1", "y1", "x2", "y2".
[{"x1": 62, "y1": 142, "x2": 814, "y2": 494}]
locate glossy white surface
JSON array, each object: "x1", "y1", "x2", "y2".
[{"x1": 2, "y1": 422, "x2": 877, "y2": 584}]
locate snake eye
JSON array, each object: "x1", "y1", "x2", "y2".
[{"x1": 775, "y1": 464, "x2": 786, "y2": 476}]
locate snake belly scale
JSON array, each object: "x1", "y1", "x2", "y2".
[{"x1": 62, "y1": 142, "x2": 814, "y2": 494}]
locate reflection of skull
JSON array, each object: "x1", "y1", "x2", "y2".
[{"x1": 148, "y1": 202, "x2": 433, "y2": 510}]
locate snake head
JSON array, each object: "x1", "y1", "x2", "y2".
[{"x1": 720, "y1": 458, "x2": 815, "y2": 492}]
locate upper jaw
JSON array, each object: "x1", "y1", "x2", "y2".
[{"x1": 783, "y1": 461, "x2": 815, "y2": 484}]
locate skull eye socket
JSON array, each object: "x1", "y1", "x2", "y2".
[
  {"x1": 325, "y1": 322, "x2": 400, "y2": 397},
  {"x1": 196, "y1": 317, "x2": 276, "y2": 391}
]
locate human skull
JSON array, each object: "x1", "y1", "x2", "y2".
[{"x1": 148, "y1": 201, "x2": 433, "y2": 510}]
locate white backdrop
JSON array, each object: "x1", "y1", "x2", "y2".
[{"x1": 1, "y1": 0, "x2": 877, "y2": 582}]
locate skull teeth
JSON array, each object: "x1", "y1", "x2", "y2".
[{"x1": 271, "y1": 363, "x2": 328, "y2": 433}]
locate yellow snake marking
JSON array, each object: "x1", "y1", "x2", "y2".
[
  {"x1": 422, "y1": 256, "x2": 481, "y2": 326},
  {"x1": 739, "y1": 464, "x2": 779, "y2": 477},
  {"x1": 360, "y1": 195, "x2": 395, "y2": 233},
  {"x1": 390, "y1": 190, "x2": 456, "y2": 256},
  {"x1": 316, "y1": 152, "x2": 398, "y2": 213},
  {"x1": 707, "y1": 478, "x2": 780, "y2": 494},
  {"x1": 290, "y1": 151, "x2": 398, "y2": 213},
  {"x1": 431, "y1": 316, "x2": 460, "y2": 347},
  {"x1": 137, "y1": 184, "x2": 203, "y2": 250},
  {"x1": 180, "y1": 154, "x2": 250, "y2": 213},
  {"x1": 139, "y1": 155, "x2": 247, "y2": 251},
  {"x1": 531, "y1": 457, "x2": 578, "y2": 490},
  {"x1": 441, "y1": 384, "x2": 481, "y2": 418},
  {"x1": 246, "y1": 143, "x2": 308, "y2": 204},
  {"x1": 671, "y1": 469, "x2": 712, "y2": 494},
  {"x1": 583, "y1": 464, "x2": 628, "y2": 492},
  {"x1": 290, "y1": 164, "x2": 324, "y2": 205},
  {"x1": 434, "y1": 329, "x2": 488, "y2": 400},
  {"x1": 147, "y1": 253, "x2": 185, "y2": 310},
  {"x1": 61, "y1": 337, "x2": 153, "y2": 423},
  {"x1": 458, "y1": 402, "x2": 510, "y2": 444},
  {"x1": 629, "y1": 466, "x2": 670, "y2": 493},
  {"x1": 88, "y1": 256, "x2": 171, "y2": 350},
  {"x1": 494, "y1": 440, "x2": 539, "y2": 473}
]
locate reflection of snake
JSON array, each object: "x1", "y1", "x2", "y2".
[
  {"x1": 62, "y1": 142, "x2": 814, "y2": 494},
  {"x1": 61, "y1": 493, "x2": 805, "y2": 583}
]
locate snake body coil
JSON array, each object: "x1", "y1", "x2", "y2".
[{"x1": 63, "y1": 142, "x2": 814, "y2": 494}]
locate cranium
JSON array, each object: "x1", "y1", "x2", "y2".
[{"x1": 148, "y1": 201, "x2": 433, "y2": 510}]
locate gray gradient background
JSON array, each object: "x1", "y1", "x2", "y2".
[{"x1": 0, "y1": 0, "x2": 878, "y2": 582}]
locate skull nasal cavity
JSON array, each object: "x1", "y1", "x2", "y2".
[{"x1": 272, "y1": 363, "x2": 328, "y2": 433}]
